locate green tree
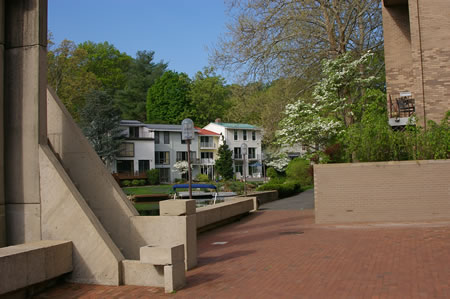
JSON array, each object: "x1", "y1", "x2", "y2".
[
  {"x1": 276, "y1": 52, "x2": 381, "y2": 152},
  {"x1": 146, "y1": 70, "x2": 192, "y2": 123},
  {"x1": 226, "y1": 78, "x2": 308, "y2": 144},
  {"x1": 189, "y1": 67, "x2": 231, "y2": 127},
  {"x1": 116, "y1": 51, "x2": 168, "y2": 121},
  {"x1": 47, "y1": 39, "x2": 101, "y2": 122},
  {"x1": 215, "y1": 140, "x2": 234, "y2": 180},
  {"x1": 80, "y1": 90, "x2": 124, "y2": 163},
  {"x1": 78, "y1": 41, "x2": 133, "y2": 96}
]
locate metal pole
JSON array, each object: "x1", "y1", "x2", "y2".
[
  {"x1": 243, "y1": 154, "x2": 247, "y2": 196},
  {"x1": 187, "y1": 140, "x2": 192, "y2": 199}
]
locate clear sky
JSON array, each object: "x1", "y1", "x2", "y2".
[{"x1": 48, "y1": 0, "x2": 229, "y2": 80}]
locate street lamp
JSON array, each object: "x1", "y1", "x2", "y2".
[
  {"x1": 181, "y1": 118, "x2": 194, "y2": 199},
  {"x1": 240, "y1": 143, "x2": 248, "y2": 196}
]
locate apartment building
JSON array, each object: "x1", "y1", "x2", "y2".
[
  {"x1": 204, "y1": 120, "x2": 263, "y2": 178},
  {"x1": 147, "y1": 123, "x2": 200, "y2": 183},
  {"x1": 113, "y1": 120, "x2": 155, "y2": 175},
  {"x1": 113, "y1": 121, "x2": 223, "y2": 183},
  {"x1": 195, "y1": 127, "x2": 221, "y2": 180},
  {"x1": 383, "y1": 0, "x2": 450, "y2": 127}
]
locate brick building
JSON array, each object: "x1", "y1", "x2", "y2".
[{"x1": 382, "y1": 0, "x2": 450, "y2": 127}]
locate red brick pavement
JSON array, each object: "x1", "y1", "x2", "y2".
[{"x1": 35, "y1": 210, "x2": 450, "y2": 299}]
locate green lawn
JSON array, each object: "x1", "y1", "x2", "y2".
[
  {"x1": 123, "y1": 185, "x2": 174, "y2": 195},
  {"x1": 134, "y1": 202, "x2": 159, "y2": 211}
]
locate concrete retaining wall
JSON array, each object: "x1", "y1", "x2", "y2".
[
  {"x1": 247, "y1": 191, "x2": 278, "y2": 206},
  {"x1": 196, "y1": 198, "x2": 255, "y2": 231},
  {"x1": 0, "y1": 240, "x2": 72, "y2": 295},
  {"x1": 314, "y1": 160, "x2": 450, "y2": 224}
]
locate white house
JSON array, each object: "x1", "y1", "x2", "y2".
[
  {"x1": 145, "y1": 123, "x2": 201, "y2": 183},
  {"x1": 112, "y1": 120, "x2": 155, "y2": 176},
  {"x1": 204, "y1": 120, "x2": 263, "y2": 178}
]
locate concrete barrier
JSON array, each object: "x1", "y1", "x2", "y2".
[
  {"x1": 196, "y1": 197, "x2": 255, "y2": 232},
  {"x1": 246, "y1": 191, "x2": 278, "y2": 206},
  {"x1": 315, "y1": 160, "x2": 450, "y2": 224},
  {"x1": 0, "y1": 240, "x2": 72, "y2": 295}
]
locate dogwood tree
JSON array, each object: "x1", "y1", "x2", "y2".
[
  {"x1": 276, "y1": 51, "x2": 379, "y2": 151},
  {"x1": 173, "y1": 161, "x2": 191, "y2": 175}
]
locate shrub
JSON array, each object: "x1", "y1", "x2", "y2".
[
  {"x1": 286, "y1": 158, "x2": 313, "y2": 187},
  {"x1": 256, "y1": 180, "x2": 301, "y2": 198},
  {"x1": 131, "y1": 179, "x2": 140, "y2": 186},
  {"x1": 122, "y1": 180, "x2": 131, "y2": 187},
  {"x1": 138, "y1": 179, "x2": 146, "y2": 186},
  {"x1": 266, "y1": 167, "x2": 278, "y2": 179},
  {"x1": 196, "y1": 173, "x2": 209, "y2": 182},
  {"x1": 146, "y1": 169, "x2": 160, "y2": 185}
]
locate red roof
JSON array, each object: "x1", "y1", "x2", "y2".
[{"x1": 195, "y1": 127, "x2": 220, "y2": 136}]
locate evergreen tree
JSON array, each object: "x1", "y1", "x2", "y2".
[
  {"x1": 215, "y1": 139, "x2": 234, "y2": 180},
  {"x1": 80, "y1": 90, "x2": 123, "y2": 163}
]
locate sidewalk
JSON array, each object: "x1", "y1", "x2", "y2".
[{"x1": 36, "y1": 209, "x2": 450, "y2": 298}]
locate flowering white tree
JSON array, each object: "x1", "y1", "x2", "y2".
[
  {"x1": 172, "y1": 161, "x2": 191, "y2": 175},
  {"x1": 266, "y1": 152, "x2": 290, "y2": 172},
  {"x1": 276, "y1": 52, "x2": 379, "y2": 151}
]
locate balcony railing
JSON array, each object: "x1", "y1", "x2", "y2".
[
  {"x1": 192, "y1": 158, "x2": 215, "y2": 165},
  {"x1": 234, "y1": 154, "x2": 260, "y2": 160},
  {"x1": 389, "y1": 95, "x2": 415, "y2": 119},
  {"x1": 200, "y1": 142, "x2": 216, "y2": 149}
]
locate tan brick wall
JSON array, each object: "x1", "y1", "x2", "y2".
[
  {"x1": 383, "y1": 0, "x2": 450, "y2": 124},
  {"x1": 314, "y1": 160, "x2": 450, "y2": 224}
]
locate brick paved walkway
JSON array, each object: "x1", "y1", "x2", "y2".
[{"x1": 36, "y1": 210, "x2": 450, "y2": 298}]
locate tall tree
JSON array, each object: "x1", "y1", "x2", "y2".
[
  {"x1": 116, "y1": 50, "x2": 168, "y2": 121},
  {"x1": 226, "y1": 78, "x2": 308, "y2": 144},
  {"x1": 47, "y1": 39, "x2": 101, "y2": 121},
  {"x1": 78, "y1": 41, "x2": 133, "y2": 96},
  {"x1": 189, "y1": 67, "x2": 231, "y2": 127},
  {"x1": 215, "y1": 140, "x2": 234, "y2": 180},
  {"x1": 211, "y1": 0, "x2": 383, "y2": 80},
  {"x1": 80, "y1": 90, "x2": 123, "y2": 163},
  {"x1": 146, "y1": 70, "x2": 192, "y2": 124}
]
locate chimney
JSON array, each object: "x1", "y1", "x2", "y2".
[{"x1": 215, "y1": 118, "x2": 221, "y2": 123}]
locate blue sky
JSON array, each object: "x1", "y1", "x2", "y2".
[{"x1": 48, "y1": 0, "x2": 229, "y2": 80}]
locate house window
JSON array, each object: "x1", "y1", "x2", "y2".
[
  {"x1": 164, "y1": 132, "x2": 170, "y2": 144},
  {"x1": 138, "y1": 160, "x2": 150, "y2": 173},
  {"x1": 201, "y1": 152, "x2": 213, "y2": 159},
  {"x1": 234, "y1": 130, "x2": 238, "y2": 141},
  {"x1": 235, "y1": 164, "x2": 243, "y2": 174},
  {"x1": 116, "y1": 160, "x2": 134, "y2": 174},
  {"x1": 234, "y1": 147, "x2": 241, "y2": 159},
  {"x1": 129, "y1": 127, "x2": 139, "y2": 138},
  {"x1": 155, "y1": 151, "x2": 170, "y2": 165},
  {"x1": 248, "y1": 148, "x2": 256, "y2": 159},
  {"x1": 243, "y1": 130, "x2": 247, "y2": 141},
  {"x1": 180, "y1": 133, "x2": 186, "y2": 144},
  {"x1": 252, "y1": 131, "x2": 256, "y2": 141},
  {"x1": 117, "y1": 142, "x2": 134, "y2": 157},
  {"x1": 159, "y1": 168, "x2": 170, "y2": 183},
  {"x1": 176, "y1": 151, "x2": 196, "y2": 162},
  {"x1": 155, "y1": 132, "x2": 160, "y2": 144}
]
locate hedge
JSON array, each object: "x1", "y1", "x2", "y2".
[{"x1": 256, "y1": 180, "x2": 301, "y2": 198}]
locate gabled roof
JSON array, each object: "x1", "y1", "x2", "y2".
[
  {"x1": 211, "y1": 122, "x2": 261, "y2": 130},
  {"x1": 195, "y1": 127, "x2": 220, "y2": 136}
]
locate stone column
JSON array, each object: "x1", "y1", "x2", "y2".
[
  {"x1": 0, "y1": 0, "x2": 5, "y2": 247},
  {"x1": 4, "y1": 0, "x2": 47, "y2": 245}
]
